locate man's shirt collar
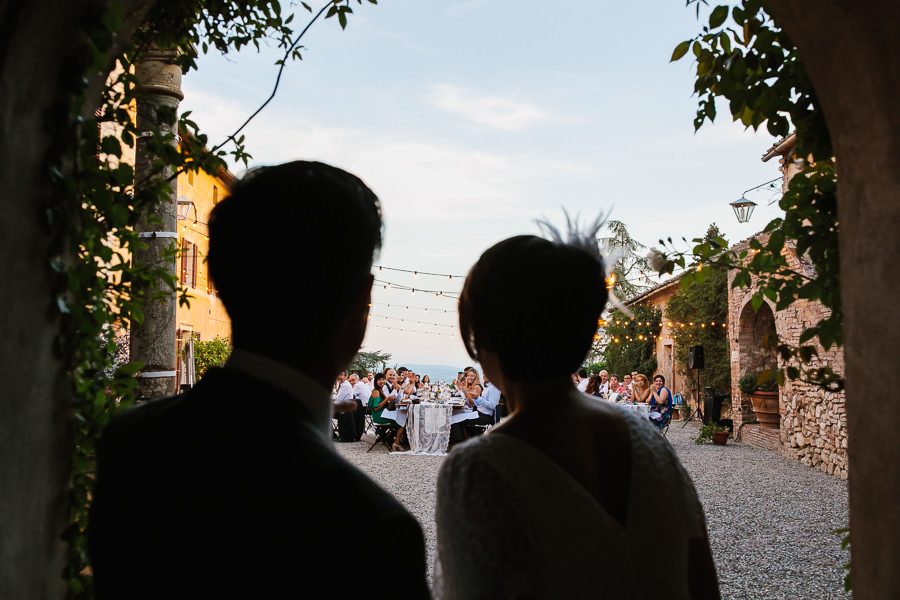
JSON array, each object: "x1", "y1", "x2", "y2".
[{"x1": 224, "y1": 348, "x2": 332, "y2": 440}]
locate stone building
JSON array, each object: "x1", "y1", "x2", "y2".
[{"x1": 727, "y1": 134, "x2": 848, "y2": 479}]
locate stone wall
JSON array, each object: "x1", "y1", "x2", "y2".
[{"x1": 728, "y1": 237, "x2": 848, "y2": 479}]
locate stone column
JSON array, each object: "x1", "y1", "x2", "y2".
[{"x1": 131, "y1": 46, "x2": 183, "y2": 400}]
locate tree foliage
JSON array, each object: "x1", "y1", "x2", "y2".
[
  {"x1": 602, "y1": 304, "x2": 661, "y2": 379},
  {"x1": 598, "y1": 220, "x2": 653, "y2": 300},
  {"x1": 666, "y1": 0, "x2": 841, "y2": 391},
  {"x1": 665, "y1": 226, "x2": 730, "y2": 398},
  {"x1": 350, "y1": 348, "x2": 392, "y2": 375},
  {"x1": 193, "y1": 336, "x2": 233, "y2": 378}
]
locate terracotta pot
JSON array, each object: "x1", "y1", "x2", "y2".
[
  {"x1": 749, "y1": 390, "x2": 780, "y2": 429},
  {"x1": 713, "y1": 430, "x2": 729, "y2": 445}
]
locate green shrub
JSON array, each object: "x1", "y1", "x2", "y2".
[{"x1": 194, "y1": 336, "x2": 233, "y2": 378}]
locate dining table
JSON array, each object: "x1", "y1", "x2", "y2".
[
  {"x1": 405, "y1": 399, "x2": 480, "y2": 455},
  {"x1": 618, "y1": 402, "x2": 652, "y2": 417}
]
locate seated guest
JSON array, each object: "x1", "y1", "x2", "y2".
[
  {"x1": 648, "y1": 374, "x2": 673, "y2": 430},
  {"x1": 466, "y1": 373, "x2": 501, "y2": 436},
  {"x1": 623, "y1": 373, "x2": 634, "y2": 395},
  {"x1": 574, "y1": 367, "x2": 589, "y2": 392},
  {"x1": 449, "y1": 368, "x2": 484, "y2": 444},
  {"x1": 334, "y1": 370, "x2": 357, "y2": 442},
  {"x1": 597, "y1": 370, "x2": 610, "y2": 397},
  {"x1": 381, "y1": 369, "x2": 410, "y2": 451},
  {"x1": 584, "y1": 374, "x2": 602, "y2": 397},
  {"x1": 633, "y1": 374, "x2": 651, "y2": 404},
  {"x1": 369, "y1": 373, "x2": 393, "y2": 424},
  {"x1": 421, "y1": 374, "x2": 431, "y2": 385},
  {"x1": 458, "y1": 366, "x2": 482, "y2": 400},
  {"x1": 349, "y1": 372, "x2": 368, "y2": 440},
  {"x1": 607, "y1": 374, "x2": 627, "y2": 402}
]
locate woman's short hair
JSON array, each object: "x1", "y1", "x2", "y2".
[
  {"x1": 654, "y1": 374, "x2": 666, "y2": 384},
  {"x1": 459, "y1": 235, "x2": 608, "y2": 382}
]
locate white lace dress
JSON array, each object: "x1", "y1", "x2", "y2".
[{"x1": 434, "y1": 408, "x2": 708, "y2": 599}]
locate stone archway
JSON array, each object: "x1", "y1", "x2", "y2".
[
  {"x1": 1, "y1": 2, "x2": 899, "y2": 598},
  {"x1": 734, "y1": 300, "x2": 778, "y2": 428}
]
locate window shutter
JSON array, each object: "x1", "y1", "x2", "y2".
[
  {"x1": 180, "y1": 239, "x2": 189, "y2": 285},
  {"x1": 191, "y1": 243, "x2": 198, "y2": 288}
]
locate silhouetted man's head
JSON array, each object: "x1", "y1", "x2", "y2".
[{"x1": 208, "y1": 161, "x2": 382, "y2": 371}]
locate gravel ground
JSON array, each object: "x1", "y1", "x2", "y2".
[{"x1": 334, "y1": 421, "x2": 850, "y2": 599}]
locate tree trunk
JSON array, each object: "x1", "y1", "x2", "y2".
[{"x1": 767, "y1": 2, "x2": 900, "y2": 598}]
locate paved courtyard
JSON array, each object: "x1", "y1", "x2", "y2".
[{"x1": 334, "y1": 420, "x2": 850, "y2": 599}]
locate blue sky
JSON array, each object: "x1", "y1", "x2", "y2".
[{"x1": 181, "y1": 0, "x2": 784, "y2": 368}]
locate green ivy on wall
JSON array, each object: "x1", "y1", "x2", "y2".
[{"x1": 56, "y1": 2, "x2": 372, "y2": 597}]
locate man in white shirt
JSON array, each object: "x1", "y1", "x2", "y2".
[
  {"x1": 597, "y1": 370, "x2": 610, "y2": 397},
  {"x1": 574, "y1": 368, "x2": 589, "y2": 393},
  {"x1": 350, "y1": 372, "x2": 370, "y2": 439},
  {"x1": 334, "y1": 372, "x2": 356, "y2": 442}
]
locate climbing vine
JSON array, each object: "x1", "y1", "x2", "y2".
[
  {"x1": 55, "y1": 1, "x2": 373, "y2": 597},
  {"x1": 660, "y1": 0, "x2": 841, "y2": 391}
]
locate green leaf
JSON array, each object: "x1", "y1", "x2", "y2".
[
  {"x1": 709, "y1": 5, "x2": 729, "y2": 29},
  {"x1": 115, "y1": 361, "x2": 145, "y2": 377},
  {"x1": 751, "y1": 294, "x2": 763, "y2": 311},
  {"x1": 671, "y1": 40, "x2": 692, "y2": 62}
]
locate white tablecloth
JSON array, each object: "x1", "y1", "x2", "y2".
[
  {"x1": 408, "y1": 403, "x2": 453, "y2": 455},
  {"x1": 619, "y1": 403, "x2": 651, "y2": 417}
]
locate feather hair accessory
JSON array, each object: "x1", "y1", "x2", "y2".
[{"x1": 535, "y1": 208, "x2": 633, "y2": 317}]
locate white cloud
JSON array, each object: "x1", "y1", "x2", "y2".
[{"x1": 426, "y1": 84, "x2": 553, "y2": 132}]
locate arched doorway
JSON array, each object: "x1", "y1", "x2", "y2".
[{"x1": 735, "y1": 300, "x2": 778, "y2": 428}]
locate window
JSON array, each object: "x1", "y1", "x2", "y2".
[{"x1": 181, "y1": 239, "x2": 198, "y2": 288}]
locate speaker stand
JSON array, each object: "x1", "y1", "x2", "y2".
[
  {"x1": 682, "y1": 405, "x2": 704, "y2": 427},
  {"x1": 682, "y1": 367, "x2": 704, "y2": 427}
]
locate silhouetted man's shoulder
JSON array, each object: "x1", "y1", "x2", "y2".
[{"x1": 90, "y1": 367, "x2": 430, "y2": 599}]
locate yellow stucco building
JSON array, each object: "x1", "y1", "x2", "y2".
[{"x1": 173, "y1": 164, "x2": 234, "y2": 387}]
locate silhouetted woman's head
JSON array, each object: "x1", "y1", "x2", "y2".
[{"x1": 459, "y1": 235, "x2": 608, "y2": 383}]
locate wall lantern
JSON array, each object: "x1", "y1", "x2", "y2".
[{"x1": 730, "y1": 196, "x2": 757, "y2": 223}]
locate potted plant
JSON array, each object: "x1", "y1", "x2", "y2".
[
  {"x1": 738, "y1": 371, "x2": 780, "y2": 429},
  {"x1": 679, "y1": 402, "x2": 692, "y2": 420},
  {"x1": 694, "y1": 422, "x2": 730, "y2": 445}
]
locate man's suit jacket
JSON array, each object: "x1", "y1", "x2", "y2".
[{"x1": 89, "y1": 367, "x2": 430, "y2": 599}]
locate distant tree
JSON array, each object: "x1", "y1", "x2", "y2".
[
  {"x1": 666, "y1": 225, "x2": 730, "y2": 399},
  {"x1": 350, "y1": 348, "x2": 392, "y2": 375},
  {"x1": 598, "y1": 220, "x2": 653, "y2": 301},
  {"x1": 602, "y1": 304, "x2": 661, "y2": 378}
]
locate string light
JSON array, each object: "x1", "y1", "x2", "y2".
[{"x1": 373, "y1": 265, "x2": 466, "y2": 279}]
